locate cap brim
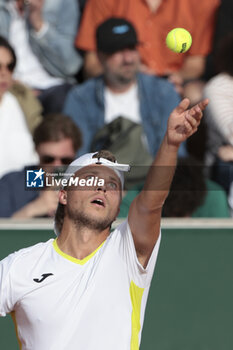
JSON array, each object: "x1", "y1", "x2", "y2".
[{"x1": 98, "y1": 41, "x2": 140, "y2": 54}]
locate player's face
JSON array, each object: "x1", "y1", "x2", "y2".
[
  {"x1": 99, "y1": 47, "x2": 140, "y2": 87},
  {"x1": 0, "y1": 47, "x2": 14, "y2": 99},
  {"x1": 63, "y1": 165, "x2": 122, "y2": 232}
]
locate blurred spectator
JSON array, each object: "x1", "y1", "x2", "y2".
[
  {"x1": 162, "y1": 157, "x2": 230, "y2": 218},
  {"x1": 78, "y1": 0, "x2": 87, "y2": 14},
  {"x1": 64, "y1": 18, "x2": 186, "y2": 160},
  {"x1": 0, "y1": 36, "x2": 42, "y2": 178},
  {"x1": 204, "y1": 34, "x2": 233, "y2": 194},
  {"x1": 0, "y1": 0, "x2": 82, "y2": 114},
  {"x1": 204, "y1": 0, "x2": 233, "y2": 81},
  {"x1": 76, "y1": 0, "x2": 220, "y2": 104},
  {"x1": 118, "y1": 156, "x2": 230, "y2": 218},
  {"x1": 0, "y1": 114, "x2": 82, "y2": 218}
]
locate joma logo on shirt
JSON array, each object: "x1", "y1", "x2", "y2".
[{"x1": 33, "y1": 273, "x2": 54, "y2": 283}]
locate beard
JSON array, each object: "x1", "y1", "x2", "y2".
[
  {"x1": 106, "y1": 64, "x2": 138, "y2": 87},
  {"x1": 66, "y1": 206, "x2": 114, "y2": 232}
]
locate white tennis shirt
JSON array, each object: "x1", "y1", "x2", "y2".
[{"x1": 0, "y1": 220, "x2": 161, "y2": 350}]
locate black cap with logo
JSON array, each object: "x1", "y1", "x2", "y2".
[{"x1": 96, "y1": 17, "x2": 139, "y2": 54}]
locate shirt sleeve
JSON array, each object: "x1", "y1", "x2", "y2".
[
  {"x1": 116, "y1": 220, "x2": 161, "y2": 288},
  {"x1": 189, "y1": 0, "x2": 220, "y2": 56},
  {"x1": 204, "y1": 75, "x2": 233, "y2": 145},
  {"x1": 0, "y1": 254, "x2": 16, "y2": 317}
]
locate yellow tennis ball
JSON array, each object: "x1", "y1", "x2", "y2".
[{"x1": 166, "y1": 28, "x2": 192, "y2": 53}]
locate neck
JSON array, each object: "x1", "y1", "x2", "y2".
[
  {"x1": 105, "y1": 79, "x2": 136, "y2": 93},
  {"x1": 56, "y1": 220, "x2": 110, "y2": 260},
  {"x1": 16, "y1": 0, "x2": 25, "y2": 14},
  {"x1": 145, "y1": 0, "x2": 162, "y2": 12}
]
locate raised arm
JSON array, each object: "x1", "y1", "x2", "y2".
[
  {"x1": 128, "y1": 98, "x2": 209, "y2": 267},
  {"x1": 28, "y1": 0, "x2": 82, "y2": 77}
]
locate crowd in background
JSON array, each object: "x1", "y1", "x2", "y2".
[{"x1": 0, "y1": 0, "x2": 233, "y2": 219}]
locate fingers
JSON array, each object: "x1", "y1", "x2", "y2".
[
  {"x1": 184, "y1": 108, "x2": 203, "y2": 138},
  {"x1": 184, "y1": 117, "x2": 198, "y2": 136},
  {"x1": 177, "y1": 98, "x2": 208, "y2": 115},
  {"x1": 195, "y1": 98, "x2": 209, "y2": 111},
  {"x1": 184, "y1": 119, "x2": 197, "y2": 134},
  {"x1": 198, "y1": 98, "x2": 209, "y2": 111},
  {"x1": 187, "y1": 97, "x2": 208, "y2": 121},
  {"x1": 174, "y1": 98, "x2": 190, "y2": 114}
]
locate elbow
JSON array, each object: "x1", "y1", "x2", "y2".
[{"x1": 62, "y1": 55, "x2": 83, "y2": 76}]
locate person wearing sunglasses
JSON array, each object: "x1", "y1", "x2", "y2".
[
  {"x1": 0, "y1": 113, "x2": 82, "y2": 218},
  {"x1": 0, "y1": 35, "x2": 43, "y2": 178}
]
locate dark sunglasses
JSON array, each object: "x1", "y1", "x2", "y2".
[
  {"x1": 40, "y1": 155, "x2": 74, "y2": 165},
  {"x1": 0, "y1": 62, "x2": 15, "y2": 72}
]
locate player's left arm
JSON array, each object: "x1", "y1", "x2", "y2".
[{"x1": 128, "y1": 98, "x2": 209, "y2": 267}]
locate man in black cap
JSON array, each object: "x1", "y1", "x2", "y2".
[
  {"x1": 95, "y1": 18, "x2": 140, "y2": 92},
  {"x1": 63, "y1": 17, "x2": 186, "y2": 159}
]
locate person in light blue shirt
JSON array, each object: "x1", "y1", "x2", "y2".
[{"x1": 0, "y1": 0, "x2": 82, "y2": 113}]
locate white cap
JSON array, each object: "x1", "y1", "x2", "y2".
[{"x1": 63, "y1": 152, "x2": 130, "y2": 189}]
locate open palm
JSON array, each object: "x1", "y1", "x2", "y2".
[{"x1": 167, "y1": 98, "x2": 209, "y2": 147}]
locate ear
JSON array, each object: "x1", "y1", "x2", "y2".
[{"x1": 59, "y1": 189, "x2": 67, "y2": 205}]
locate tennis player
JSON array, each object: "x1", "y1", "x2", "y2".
[{"x1": 0, "y1": 98, "x2": 208, "y2": 349}]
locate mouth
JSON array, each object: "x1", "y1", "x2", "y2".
[{"x1": 91, "y1": 198, "x2": 105, "y2": 208}]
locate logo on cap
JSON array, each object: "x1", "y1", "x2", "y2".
[{"x1": 112, "y1": 25, "x2": 129, "y2": 34}]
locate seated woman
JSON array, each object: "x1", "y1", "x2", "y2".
[
  {"x1": 204, "y1": 33, "x2": 233, "y2": 194},
  {"x1": 0, "y1": 36, "x2": 42, "y2": 178}
]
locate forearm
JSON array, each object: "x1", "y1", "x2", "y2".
[
  {"x1": 139, "y1": 134, "x2": 179, "y2": 210},
  {"x1": 137, "y1": 98, "x2": 207, "y2": 209},
  {"x1": 179, "y1": 56, "x2": 206, "y2": 80},
  {"x1": 12, "y1": 200, "x2": 41, "y2": 218},
  {"x1": 128, "y1": 98, "x2": 207, "y2": 265},
  {"x1": 84, "y1": 52, "x2": 103, "y2": 78}
]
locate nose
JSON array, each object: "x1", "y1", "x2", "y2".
[
  {"x1": 0, "y1": 66, "x2": 9, "y2": 77},
  {"x1": 96, "y1": 185, "x2": 106, "y2": 193},
  {"x1": 52, "y1": 159, "x2": 63, "y2": 167},
  {"x1": 122, "y1": 49, "x2": 135, "y2": 63}
]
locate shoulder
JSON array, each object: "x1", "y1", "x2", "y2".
[
  {"x1": 43, "y1": 0, "x2": 77, "y2": 11},
  {"x1": 182, "y1": 0, "x2": 220, "y2": 14},
  {"x1": 196, "y1": 0, "x2": 220, "y2": 11},
  {"x1": 138, "y1": 73, "x2": 177, "y2": 91},
  {"x1": 0, "y1": 166, "x2": 38, "y2": 185},
  {"x1": 69, "y1": 77, "x2": 102, "y2": 97},
  {"x1": 109, "y1": 219, "x2": 129, "y2": 243},
  {"x1": 0, "y1": 168, "x2": 25, "y2": 185},
  {"x1": 0, "y1": 239, "x2": 54, "y2": 272},
  {"x1": 137, "y1": 73, "x2": 179, "y2": 101},
  {"x1": 65, "y1": 77, "x2": 104, "y2": 106},
  {"x1": 205, "y1": 73, "x2": 233, "y2": 94},
  {"x1": 9, "y1": 82, "x2": 32, "y2": 97}
]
